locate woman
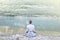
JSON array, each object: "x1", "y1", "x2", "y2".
[{"x1": 26, "y1": 20, "x2": 36, "y2": 37}]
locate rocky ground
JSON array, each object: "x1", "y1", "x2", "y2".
[{"x1": 0, "y1": 34, "x2": 60, "y2": 40}]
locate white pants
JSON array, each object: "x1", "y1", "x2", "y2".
[{"x1": 26, "y1": 31, "x2": 36, "y2": 37}]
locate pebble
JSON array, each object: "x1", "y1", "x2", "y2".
[{"x1": 0, "y1": 34, "x2": 60, "y2": 40}]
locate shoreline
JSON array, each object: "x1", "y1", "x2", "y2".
[{"x1": 0, "y1": 26, "x2": 60, "y2": 36}]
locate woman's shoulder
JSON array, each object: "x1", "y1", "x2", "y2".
[{"x1": 27, "y1": 24, "x2": 35, "y2": 27}]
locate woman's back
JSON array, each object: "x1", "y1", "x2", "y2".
[
  {"x1": 27, "y1": 24, "x2": 35, "y2": 32},
  {"x1": 26, "y1": 20, "x2": 36, "y2": 37}
]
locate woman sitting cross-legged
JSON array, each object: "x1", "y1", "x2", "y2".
[{"x1": 26, "y1": 20, "x2": 36, "y2": 37}]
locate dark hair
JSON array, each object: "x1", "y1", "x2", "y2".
[{"x1": 29, "y1": 20, "x2": 32, "y2": 24}]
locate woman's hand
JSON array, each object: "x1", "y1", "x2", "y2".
[{"x1": 26, "y1": 31, "x2": 28, "y2": 33}]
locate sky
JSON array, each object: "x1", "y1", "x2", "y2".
[{"x1": 0, "y1": 0, "x2": 60, "y2": 16}]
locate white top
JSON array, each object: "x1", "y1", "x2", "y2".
[{"x1": 27, "y1": 24, "x2": 35, "y2": 32}]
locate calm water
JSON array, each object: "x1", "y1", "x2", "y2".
[{"x1": 0, "y1": 16, "x2": 60, "y2": 32}]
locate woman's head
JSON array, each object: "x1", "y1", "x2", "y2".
[{"x1": 29, "y1": 20, "x2": 32, "y2": 24}]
